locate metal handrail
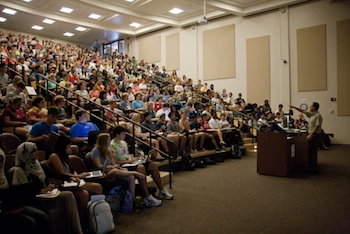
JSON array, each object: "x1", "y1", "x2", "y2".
[{"x1": 0, "y1": 55, "x2": 25, "y2": 79}]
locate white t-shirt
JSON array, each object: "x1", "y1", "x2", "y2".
[
  {"x1": 174, "y1": 85, "x2": 184, "y2": 92},
  {"x1": 209, "y1": 118, "x2": 222, "y2": 129}
]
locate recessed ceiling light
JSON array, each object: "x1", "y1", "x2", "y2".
[
  {"x1": 2, "y1": 8, "x2": 17, "y2": 15},
  {"x1": 169, "y1": 8, "x2": 183, "y2": 15},
  {"x1": 43, "y1": 19, "x2": 55, "y2": 24},
  {"x1": 75, "y1": 26, "x2": 87, "y2": 31},
  {"x1": 32, "y1": 25, "x2": 43, "y2": 30},
  {"x1": 130, "y1": 22, "x2": 141, "y2": 28},
  {"x1": 0, "y1": 17, "x2": 6, "y2": 22},
  {"x1": 23, "y1": 0, "x2": 32, "y2": 2},
  {"x1": 60, "y1": 7, "x2": 73, "y2": 13},
  {"x1": 125, "y1": 0, "x2": 134, "y2": 2},
  {"x1": 89, "y1": 14, "x2": 101, "y2": 19},
  {"x1": 63, "y1": 32, "x2": 74, "y2": 37}
]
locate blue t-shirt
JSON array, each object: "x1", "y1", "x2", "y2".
[
  {"x1": 70, "y1": 122, "x2": 99, "y2": 138},
  {"x1": 30, "y1": 121, "x2": 59, "y2": 149},
  {"x1": 190, "y1": 121, "x2": 201, "y2": 130},
  {"x1": 131, "y1": 100, "x2": 144, "y2": 109}
]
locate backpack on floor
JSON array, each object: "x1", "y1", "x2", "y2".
[
  {"x1": 121, "y1": 190, "x2": 133, "y2": 213},
  {"x1": 231, "y1": 144, "x2": 242, "y2": 159},
  {"x1": 88, "y1": 200, "x2": 115, "y2": 234},
  {"x1": 181, "y1": 152, "x2": 196, "y2": 171}
]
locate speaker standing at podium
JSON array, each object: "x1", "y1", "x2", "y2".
[{"x1": 289, "y1": 102, "x2": 323, "y2": 174}]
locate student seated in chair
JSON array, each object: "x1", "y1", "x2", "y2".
[
  {"x1": 27, "y1": 107, "x2": 60, "y2": 158},
  {"x1": 70, "y1": 109, "x2": 99, "y2": 145},
  {"x1": 110, "y1": 126, "x2": 173, "y2": 200},
  {"x1": 91, "y1": 132, "x2": 163, "y2": 207}
]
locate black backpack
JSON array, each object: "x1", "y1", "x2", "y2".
[
  {"x1": 231, "y1": 144, "x2": 242, "y2": 159},
  {"x1": 181, "y1": 152, "x2": 196, "y2": 171}
]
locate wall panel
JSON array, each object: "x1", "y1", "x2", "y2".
[
  {"x1": 337, "y1": 18, "x2": 350, "y2": 116},
  {"x1": 297, "y1": 25, "x2": 327, "y2": 91},
  {"x1": 246, "y1": 35, "x2": 270, "y2": 104}
]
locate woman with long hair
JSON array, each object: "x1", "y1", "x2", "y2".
[
  {"x1": 48, "y1": 136, "x2": 103, "y2": 224},
  {"x1": 90, "y1": 133, "x2": 161, "y2": 206}
]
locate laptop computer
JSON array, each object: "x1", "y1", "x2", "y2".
[
  {"x1": 0, "y1": 181, "x2": 41, "y2": 212},
  {"x1": 121, "y1": 149, "x2": 154, "y2": 168},
  {"x1": 85, "y1": 170, "x2": 103, "y2": 178}
]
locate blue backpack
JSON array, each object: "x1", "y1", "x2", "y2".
[{"x1": 121, "y1": 190, "x2": 133, "y2": 213}]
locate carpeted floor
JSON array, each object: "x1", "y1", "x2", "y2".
[{"x1": 112, "y1": 145, "x2": 350, "y2": 234}]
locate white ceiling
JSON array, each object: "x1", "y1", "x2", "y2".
[{"x1": 0, "y1": 0, "x2": 308, "y2": 46}]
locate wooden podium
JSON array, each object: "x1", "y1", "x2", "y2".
[{"x1": 257, "y1": 131, "x2": 308, "y2": 177}]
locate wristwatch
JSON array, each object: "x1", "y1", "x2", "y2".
[{"x1": 300, "y1": 103, "x2": 308, "y2": 111}]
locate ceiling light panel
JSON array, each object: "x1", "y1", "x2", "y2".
[
  {"x1": 63, "y1": 32, "x2": 74, "y2": 37},
  {"x1": 2, "y1": 8, "x2": 17, "y2": 15},
  {"x1": 130, "y1": 22, "x2": 141, "y2": 28},
  {"x1": 75, "y1": 27, "x2": 87, "y2": 31},
  {"x1": 125, "y1": 0, "x2": 134, "y2": 2},
  {"x1": 23, "y1": 0, "x2": 32, "y2": 2},
  {"x1": 32, "y1": 25, "x2": 43, "y2": 30},
  {"x1": 43, "y1": 19, "x2": 55, "y2": 24},
  {"x1": 169, "y1": 8, "x2": 183, "y2": 15},
  {"x1": 89, "y1": 14, "x2": 101, "y2": 19},
  {"x1": 0, "y1": 17, "x2": 6, "y2": 22},
  {"x1": 60, "y1": 7, "x2": 73, "y2": 13}
]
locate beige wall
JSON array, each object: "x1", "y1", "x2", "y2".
[{"x1": 131, "y1": 1, "x2": 350, "y2": 144}]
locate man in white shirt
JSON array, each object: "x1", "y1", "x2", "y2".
[{"x1": 275, "y1": 104, "x2": 285, "y2": 118}]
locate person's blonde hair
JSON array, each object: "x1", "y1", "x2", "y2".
[
  {"x1": 131, "y1": 113, "x2": 140, "y2": 122},
  {"x1": 96, "y1": 133, "x2": 112, "y2": 159},
  {"x1": 12, "y1": 76, "x2": 22, "y2": 85}
]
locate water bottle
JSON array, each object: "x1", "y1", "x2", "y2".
[{"x1": 135, "y1": 196, "x2": 142, "y2": 212}]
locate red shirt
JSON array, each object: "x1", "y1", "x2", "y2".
[
  {"x1": 69, "y1": 76, "x2": 79, "y2": 84},
  {"x1": 154, "y1": 103, "x2": 163, "y2": 111},
  {"x1": 1, "y1": 108, "x2": 26, "y2": 124},
  {"x1": 200, "y1": 120, "x2": 210, "y2": 130}
]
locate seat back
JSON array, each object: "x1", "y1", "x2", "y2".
[
  {"x1": 0, "y1": 133, "x2": 21, "y2": 154},
  {"x1": 68, "y1": 155, "x2": 88, "y2": 174},
  {"x1": 5, "y1": 155, "x2": 16, "y2": 171},
  {"x1": 84, "y1": 152, "x2": 95, "y2": 170}
]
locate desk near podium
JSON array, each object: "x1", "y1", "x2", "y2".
[{"x1": 257, "y1": 131, "x2": 308, "y2": 177}]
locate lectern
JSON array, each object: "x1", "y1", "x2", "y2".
[{"x1": 257, "y1": 131, "x2": 308, "y2": 177}]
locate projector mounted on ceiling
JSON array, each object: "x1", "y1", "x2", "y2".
[
  {"x1": 198, "y1": 0, "x2": 209, "y2": 25},
  {"x1": 198, "y1": 16, "x2": 209, "y2": 25}
]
